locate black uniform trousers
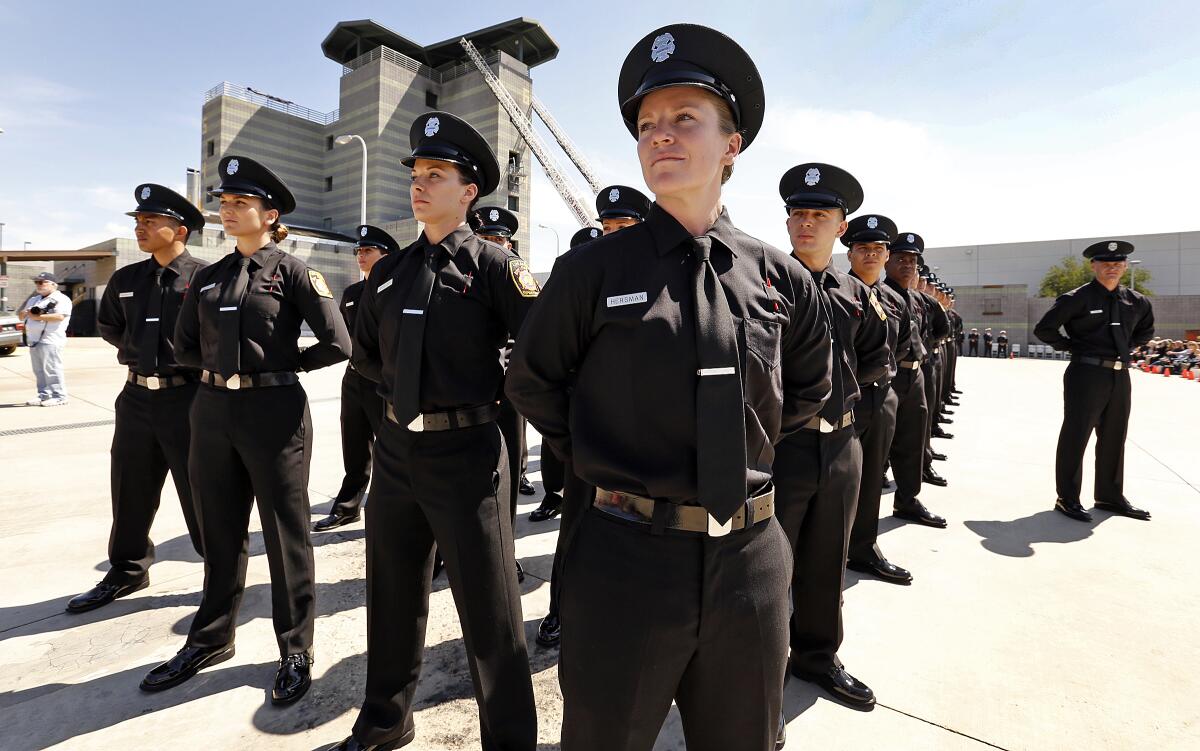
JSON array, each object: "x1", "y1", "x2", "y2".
[
  {"x1": 186, "y1": 383, "x2": 316, "y2": 657},
  {"x1": 331, "y1": 367, "x2": 383, "y2": 515},
  {"x1": 968, "y1": 341, "x2": 978, "y2": 356},
  {"x1": 560, "y1": 509, "x2": 791, "y2": 751},
  {"x1": 1055, "y1": 362, "x2": 1132, "y2": 505},
  {"x1": 497, "y1": 398, "x2": 527, "y2": 523},
  {"x1": 774, "y1": 427, "x2": 862, "y2": 675},
  {"x1": 541, "y1": 448, "x2": 565, "y2": 495},
  {"x1": 545, "y1": 457, "x2": 593, "y2": 621},
  {"x1": 848, "y1": 385, "x2": 899, "y2": 564},
  {"x1": 922, "y1": 356, "x2": 942, "y2": 471},
  {"x1": 105, "y1": 381, "x2": 203, "y2": 585},
  {"x1": 889, "y1": 367, "x2": 928, "y2": 507},
  {"x1": 351, "y1": 418, "x2": 536, "y2": 750}
]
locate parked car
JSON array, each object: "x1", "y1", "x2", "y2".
[{"x1": 0, "y1": 313, "x2": 23, "y2": 356}]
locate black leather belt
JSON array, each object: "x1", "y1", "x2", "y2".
[
  {"x1": 898, "y1": 359, "x2": 921, "y2": 369},
  {"x1": 127, "y1": 371, "x2": 197, "y2": 390},
  {"x1": 594, "y1": 486, "x2": 774, "y2": 537},
  {"x1": 802, "y1": 409, "x2": 854, "y2": 432},
  {"x1": 201, "y1": 370, "x2": 299, "y2": 390},
  {"x1": 1073, "y1": 356, "x2": 1126, "y2": 371},
  {"x1": 385, "y1": 402, "x2": 500, "y2": 432}
]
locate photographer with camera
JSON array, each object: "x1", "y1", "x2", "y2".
[{"x1": 18, "y1": 272, "x2": 72, "y2": 406}]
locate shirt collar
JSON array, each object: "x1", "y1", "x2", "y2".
[
  {"x1": 420, "y1": 223, "x2": 478, "y2": 263},
  {"x1": 645, "y1": 203, "x2": 740, "y2": 258}
]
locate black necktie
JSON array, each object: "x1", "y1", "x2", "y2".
[
  {"x1": 814, "y1": 275, "x2": 846, "y2": 426},
  {"x1": 1109, "y1": 292, "x2": 1129, "y2": 361},
  {"x1": 690, "y1": 236, "x2": 747, "y2": 524},
  {"x1": 218, "y1": 257, "x2": 251, "y2": 379},
  {"x1": 137, "y1": 267, "x2": 165, "y2": 375},
  {"x1": 392, "y1": 245, "x2": 438, "y2": 428}
]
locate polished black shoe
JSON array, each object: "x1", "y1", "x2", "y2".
[
  {"x1": 922, "y1": 469, "x2": 948, "y2": 487},
  {"x1": 931, "y1": 428, "x2": 955, "y2": 439},
  {"x1": 941, "y1": 408, "x2": 955, "y2": 415},
  {"x1": 894, "y1": 501, "x2": 948, "y2": 528},
  {"x1": 794, "y1": 664, "x2": 876, "y2": 708},
  {"x1": 518, "y1": 475, "x2": 536, "y2": 496},
  {"x1": 272, "y1": 652, "x2": 313, "y2": 705},
  {"x1": 140, "y1": 643, "x2": 235, "y2": 692},
  {"x1": 775, "y1": 709, "x2": 787, "y2": 750},
  {"x1": 931, "y1": 451, "x2": 947, "y2": 462},
  {"x1": 324, "y1": 731, "x2": 415, "y2": 751},
  {"x1": 536, "y1": 613, "x2": 561, "y2": 647},
  {"x1": 1054, "y1": 498, "x2": 1093, "y2": 522},
  {"x1": 936, "y1": 416, "x2": 954, "y2": 425},
  {"x1": 515, "y1": 560, "x2": 525, "y2": 583},
  {"x1": 528, "y1": 492, "x2": 563, "y2": 522},
  {"x1": 66, "y1": 577, "x2": 149, "y2": 613},
  {"x1": 847, "y1": 557, "x2": 913, "y2": 585},
  {"x1": 951, "y1": 389, "x2": 963, "y2": 395},
  {"x1": 1094, "y1": 499, "x2": 1151, "y2": 521},
  {"x1": 313, "y1": 509, "x2": 361, "y2": 532}
]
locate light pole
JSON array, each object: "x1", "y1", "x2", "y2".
[
  {"x1": 537, "y1": 223, "x2": 560, "y2": 257},
  {"x1": 335, "y1": 134, "x2": 368, "y2": 226},
  {"x1": 23, "y1": 242, "x2": 30, "y2": 251},
  {"x1": 1129, "y1": 259, "x2": 1142, "y2": 294}
]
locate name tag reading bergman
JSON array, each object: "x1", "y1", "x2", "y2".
[{"x1": 607, "y1": 292, "x2": 648, "y2": 308}]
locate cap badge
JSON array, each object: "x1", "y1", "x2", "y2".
[
  {"x1": 226, "y1": 159, "x2": 239, "y2": 176},
  {"x1": 140, "y1": 186, "x2": 151, "y2": 201},
  {"x1": 907, "y1": 234, "x2": 915, "y2": 243},
  {"x1": 804, "y1": 167, "x2": 821, "y2": 186},
  {"x1": 489, "y1": 209, "x2": 500, "y2": 222},
  {"x1": 590, "y1": 228, "x2": 599, "y2": 238},
  {"x1": 424, "y1": 117, "x2": 440, "y2": 137},
  {"x1": 650, "y1": 32, "x2": 676, "y2": 63},
  {"x1": 361, "y1": 227, "x2": 369, "y2": 237},
  {"x1": 608, "y1": 188, "x2": 620, "y2": 203},
  {"x1": 1108, "y1": 242, "x2": 1118, "y2": 251},
  {"x1": 866, "y1": 216, "x2": 878, "y2": 230}
]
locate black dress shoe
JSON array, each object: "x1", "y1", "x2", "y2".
[
  {"x1": 847, "y1": 557, "x2": 913, "y2": 585},
  {"x1": 515, "y1": 560, "x2": 525, "y2": 583},
  {"x1": 313, "y1": 509, "x2": 361, "y2": 532},
  {"x1": 775, "y1": 709, "x2": 787, "y2": 750},
  {"x1": 894, "y1": 500, "x2": 948, "y2": 528},
  {"x1": 324, "y1": 731, "x2": 415, "y2": 751},
  {"x1": 536, "y1": 613, "x2": 561, "y2": 647},
  {"x1": 518, "y1": 475, "x2": 536, "y2": 496},
  {"x1": 941, "y1": 408, "x2": 955, "y2": 415},
  {"x1": 931, "y1": 428, "x2": 955, "y2": 439},
  {"x1": 794, "y1": 664, "x2": 876, "y2": 708},
  {"x1": 140, "y1": 643, "x2": 235, "y2": 692},
  {"x1": 1055, "y1": 498, "x2": 1093, "y2": 522},
  {"x1": 272, "y1": 652, "x2": 313, "y2": 705},
  {"x1": 1094, "y1": 499, "x2": 1151, "y2": 521},
  {"x1": 931, "y1": 451, "x2": 947, "y2": 462},
  {"x1": 66, "y1": 577, "x2": 149, "y2": 613},
  {"x1": 922, "y1": 469, "x2": 948, "y2": 487},
  {"x1": 528, "y1": 492, "x2": 563, "y2": 522},
  {"x1": 951, "y1": 389, "x2": 962, "y2": 395},
  {"x1": 936, "y1": 416, "x2": 954, "y2": 425}
]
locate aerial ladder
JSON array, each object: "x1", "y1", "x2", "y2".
[
  {"x1": 531, "y1": 96, "x2": 601, "y2": 195},
  {"x1": 458, "y1": 37, "x2": 598, "y2": 227}
]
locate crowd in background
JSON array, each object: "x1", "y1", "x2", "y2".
[{"x1": 1132, "y1": 339, "x2": 1199, "y2": 374}]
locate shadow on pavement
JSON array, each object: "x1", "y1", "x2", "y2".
[{"x1": 964, "y1": 509, "x2": 1107, "y2": 557}]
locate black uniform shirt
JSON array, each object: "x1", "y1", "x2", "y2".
[
  {"x1": 340, "y1": 279, "x2": 366, "y2": 335},
  {"x1": 98, "y1": 250, "x2": 207, "y2": 375},
  {"x1": 851, "y1": 272, "x2": 905, "y2": 385},
  {"x1": 885, "y1": 276, "x2": 928, "y2": 361},
  {"x1": 968, "y1": 331, "x2": 980, "y2": 344},
  {"x1": 352, "y1": 224, "x2": 535, "y2": 412},
  {"x1": 1034, "y1": 279, "x2": 1154, "y2": 361},
  {"x1": 919, "y1": 292, "x2": 951, "y2": 354},
  {"x1": 506, "y1": 204, "x2": 833, "y2": 505},
  {"x1": 997, "y1": 333, "x2": 1009, "y2": 345},
  {"x1": 174, "y1": 243, "x2": 350, "y2": 373},
  {"x1": 811, "y1": 264, "x2": 889, "y2": 412}
]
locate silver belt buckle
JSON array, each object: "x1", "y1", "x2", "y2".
[
  {"x1": 226, "y1": 374, "x2": 241, "y2": 390},
  {"x1": 406, "y1": 414, "x2": 424, "y2": 432},
  {"x1": 707, "y1": 512, "x2": 733, "y2": 537},
  {"x1": 1113, "y1": 361, "x2": 1123, "y2": 370},
  {"x1": 146, "y1": 376, "x2": 160, "y2": 391},
  {"x1": 819, "y1": 417, "x2": 835, "y2": 433}
]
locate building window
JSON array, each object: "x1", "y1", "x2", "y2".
[
  {"x1": 425, "y1": 90, "x2": 439, "y2": 108},
  {"x1": 508, "y1": 195, "x2": 519, "y2": 212},
  {"x1": 982, "y1": 297, "x2": 1002, "y2": 315},
  {"x1": 324, "y1": 176, "x2": 333, "y2": 192},
  {"x1": 205, "y1": 185, "x2": 214, "y2": 204},
  {"x1": 206, "y1": 140, "x2": 214, "y2": 157},
  {"x1": 322, "y1": 217, "x2": 333, "y2": 230},
  {"x1": 510, "y1": 239, "x2": 519, "y2": 255},
  {"x1": 326, "y1": 135, "x2": 334, "y2": 151}
]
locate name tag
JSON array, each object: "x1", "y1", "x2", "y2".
[
  {"x1": 119, "y1": 291, "x2": 134, "y2": 298},
  {"x1": 219, "y1": 306, "x2": 238, "y2": 312},
  {"x1": 145, "y1": 317, "x2": 160, "y2": 322},
  {"x1": 345, "y1": 301, "x2": 355, "y2": 307},
  {"x1": 377, "y1": 278, "x2": 394, "y2": 293},
  {"x1": 402, "y1": 308, "x2": 424, "y2": 315},
  {"x1": 200, "y1": 282, "x2": 217, "y2": 293},
  {"x1": 607, "y1": 292, "x2": 648, "y2": 308},
  {"x1": 698, "y1": 367, "x2": 736, "y2": 376},
  {"x1": 1090, "y1": 309, "x2": 1103, "y2": 314},
  {"x1": 1110, "y1": 322, "x2": 1121, "y2": 326}
]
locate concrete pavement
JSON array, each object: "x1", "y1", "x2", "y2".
[{"x1": 1, "y1": 341, "x2": 1197, "y2": 750}]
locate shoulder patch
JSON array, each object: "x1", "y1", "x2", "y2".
[
  {"x1": 508, "y1": 258, "x2": 539, "y2": 298},
  {"x1": 868, "y1": 290, "x2": 888, "y2": 321},
  {"x1": 308, "y1": 269, "x2": 333, "y2": 299}
]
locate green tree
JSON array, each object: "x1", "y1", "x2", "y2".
[{"x1": 1038, "y1": 257, "x2": 1152, "y2": 297}]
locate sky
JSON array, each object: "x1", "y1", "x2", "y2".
[{"x1": 1, "y1": 1, "x2": 1199, "y2": 272}]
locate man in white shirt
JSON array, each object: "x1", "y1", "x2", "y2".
[{"x1": 18, "y1": 272, "x2": 73, "y2": 406}]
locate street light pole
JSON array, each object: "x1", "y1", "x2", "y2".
[
  {"x1": 335, "y1": 134, "x2": 368, "y2": 226},
  {"x1": 537, "y1": 223, "x2": 560, "y2": 257}
]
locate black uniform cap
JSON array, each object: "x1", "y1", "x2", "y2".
[
  {"x1": 354, "y1": 224, "x2": 400, "y2": 255},
  {"x1": 618, "y1": 24, "x2": 765, "y2": 151},
  {"x1": 596, "y1": 185, "x2": 651, "y2": 221},
  {"x1": 570, "y1": 226, "x2": 603, "y2": 248},
  {"x1": 127, "y1": 184, "x2": 205, "y2": 234},
  {"x1": 841, "y1": 213, "x2": 897, "y2": 247},
  {"x1": 471, "y1": 206, "x2": 519, "y2": 238},
  {"x1": 208, "y1": 156, "x2": 296, "y2": 215},
  {"x1": 890, "y1": 231, "x2": 925, "y2": 255},
  {"x1": 1083, "y1": 239, "x2": 1134, "y2": 262},
  {"x1": 33, "y1": 271, "x2": 58, "y2": 283},
  {"x1": 779, "y1": 163, "x2": 864, "y2": 215},
  {"x1": 402, "y1": 111, "x2": 500, "y2": 197}
]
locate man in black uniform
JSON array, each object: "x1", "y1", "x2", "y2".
[
  {"x1": 1035, "y1": 240, "x2": 1154, "y2": 522},
  {"x1": 983, "y1": 327, "x2": 994, "y2": 357},
  {"x1": 945, "y1": 291, "x2": 963, "y2": 400},
  {"x1": 568, "y1": 226, "x2": 602, "y2": 248},
  {"x1": 997, "y1": 330, "x2": 1009, "y2": 358},
  {"x1": 968, "y1": 327, "x2": 980, "y2": 356},
  {"x1": 775, "y1": 164, "x2": 890, "y2": 709},
  {"x1": 916, "y1": 266, "x2": 952, "y2": 485},
  {"x1": 885, "y1": 236, "x2": 947, "y2": 528},
  {"x1": 327, "y1": 112, "x2": 538, "y2": 751},
  {"x1": 508, "y1": 24, "x2": 832, "y2": 751},
  {"x1": 67, "y1": 185, "x2": 207, "y2": 613},
  {"x1": 844, "y1": 213, "x2": 915, "y2": 585},
  {"x1": 314, "y1": 225, "x2": 398, "y2": 532}
]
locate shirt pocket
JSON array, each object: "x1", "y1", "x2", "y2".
[{"x1": 743, "y1": 316, "x2": 781, "y2": 370}]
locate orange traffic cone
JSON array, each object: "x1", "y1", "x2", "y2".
[{"x1": 1163, "y1": 368, "x2": 1171, "y2": 377}]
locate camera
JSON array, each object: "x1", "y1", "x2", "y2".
[{"x1": 29, "y1": 300, "x2": 58, "y2": 316}]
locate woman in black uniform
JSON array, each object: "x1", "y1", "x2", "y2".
[{"x1": 140, "y1": 156, "x2": 351, "y2": 704}]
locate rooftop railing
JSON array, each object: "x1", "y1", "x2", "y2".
[
  {"x1": 203, "y1": 82, "x2": 339, "y2": 126},
  {"x1": 340, "y1": 45, "x2": 502, "y2": 83}
]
